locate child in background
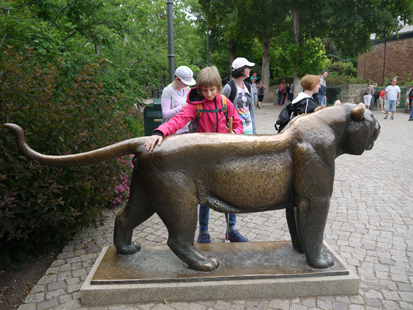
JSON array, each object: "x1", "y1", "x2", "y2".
[
  {"x1": 145, "y1": 66, "x2": 249, "y2": 244},
  {"x1": 377, "y1": 89, "x2": 385, "y2": 113}
]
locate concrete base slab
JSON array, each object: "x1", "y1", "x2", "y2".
[{"x1": 81, "y1": 241, "x2": 359, "y2": 306}]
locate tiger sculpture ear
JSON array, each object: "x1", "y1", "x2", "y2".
[
  {"x1": 350, "y1": 103, "x2": 365, "y2": 121},
  {"x1": 334, "y1": 100, "x2": 342, "y2": 106}
]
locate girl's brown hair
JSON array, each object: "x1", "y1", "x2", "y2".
[
  {"x1": 196, "y1": 66, "x2": 222, "y2": 94},
  {"x1": 301, "y1": 75, "x2": 320, "y2": 91}
]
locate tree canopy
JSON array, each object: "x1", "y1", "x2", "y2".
[
  {"x1": 198, "y1": 0, "x2": 413, "y2": 87},
  {"x1": 1, "y1": 0, "x2": 412, "y2": 92},
  {"x1": 0, "y1": 0, "x2": 202, "y2": 103}
]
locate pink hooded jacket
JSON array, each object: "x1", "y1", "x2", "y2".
[{"x1": 153, "y1": 87, "x2": 243, "y2": 136}]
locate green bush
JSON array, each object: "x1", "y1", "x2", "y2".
[
  {"x1": 326, "y1": 61, "x2": 357, "y2": 77},
  {"x1": 0, "y1": 47, "x2": 138, "y2": 268},
  {"x1": 326, "y1": 72, "x2": 366, "y2": 86}
]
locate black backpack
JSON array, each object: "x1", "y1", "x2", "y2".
[
  {"x1": 274, "y1": 104, "x2": 293, "y2": 133},
  {"x1": 228, "y1": 79, "x2": 251, "y2": 102},
  {"x1": 409, "y1": 88, "x2": 413, "y2": 98}
]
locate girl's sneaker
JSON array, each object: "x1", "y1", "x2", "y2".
[
  {"x1": 225, "y1": 230, "x2": 250, "y2": 242},
  {"x1": 197, "y1": 233, "x2": 211, "y2": 243}
]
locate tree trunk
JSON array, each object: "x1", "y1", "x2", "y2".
[
  {"x1": 162, "y1": 74, "x2": 166, "y2": 88},
  {"x1": 293, "y1": 75, "x2": 302, "y2": 98},
  {"x1": 291, "y1": 7, "x2": 300, "y2": 46},
  {"x1": 262, "y1": 37, "x2": 271, "y2": 99},
  {"x1": 291, "y1": 6, "x2": 301, "y2": 97},
  {"x1": 229, "y1": 43, "x2": 236, "y2": 65}
]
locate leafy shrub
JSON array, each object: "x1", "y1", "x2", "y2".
[
  {"x1": 326, "y1": 61, "x2": 357, "y2": 77},
  {"x1": 326, "y1": 72, "x2": 366, "y2": 86},
  {"x1": 0, "y1": 47, "x2": 137, "y2": 268}
]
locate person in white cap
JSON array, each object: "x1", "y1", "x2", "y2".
[
  {"x1": 210, "y1": 57, "x2": 256, "y2": 243},
  {"x1": 222, "y1": 57, "x2": 257, "y2": 135},
  {"x1": 160, "y1": 66, "x2": 196, "y2": 134}
]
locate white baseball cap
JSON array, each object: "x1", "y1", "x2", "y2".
[
  {"x1": 175, "y1": 66, "x2": 196, "y2": 86},
  {"x1": 232, "y1": 57, "x2": 255, "y2": 70}
]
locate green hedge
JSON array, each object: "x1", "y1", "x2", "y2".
[{"x1": 0, "y1": 47, "x2": 139, "y2": 268}]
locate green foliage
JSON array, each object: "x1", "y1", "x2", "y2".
[
  {"x1": 326, "y1": 61, "x2": 357, "y2": 77},
  {"x1": 0, "y1": 47, "x2": 134, "y2": 269},
  {"x1": 326, "y1": 72, "x2": 366, "y2": 86},
  {"x1": 0, "y1": 0, "x2": 202, "y2": 104},
  {"x1": 271, "y1": 33, "x2": 329, "y2": 82},
  {"x1": 324, "y1": 61, "x2": 364, "y2": 86}
]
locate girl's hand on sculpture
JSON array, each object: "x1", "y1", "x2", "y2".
[{"x1": 145, "y1": 135, "x2": 163, "y2": 152}]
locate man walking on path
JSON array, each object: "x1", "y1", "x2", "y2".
[
  {"x1": 317, "y1": 71, "x2": 328, "y2": 106},
  {"x1": 384, "y1": 78, "x2": 401, "y2": 120}
]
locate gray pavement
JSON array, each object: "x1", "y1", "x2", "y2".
[{"x1": 17, "y1": 103, "x2": 413, "y2": 310}]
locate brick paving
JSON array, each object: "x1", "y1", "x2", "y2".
[{"x1": 18, "y1": 103, "x2": 413, "y2": 310}]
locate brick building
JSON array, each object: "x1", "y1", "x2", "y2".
[{"x1": 357, "y1": 25, "x2": 413, "y2": 85}]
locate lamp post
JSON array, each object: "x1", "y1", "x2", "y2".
[
  {"x1": 206, "y1": 23, "x2": 210, "y2": 66},
  {"x1": 166, "y1": 0, "x2": 174, "y2": 83}
]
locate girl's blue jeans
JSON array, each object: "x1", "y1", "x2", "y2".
[{"x1": 199, "y1": 204, "x2": 235, "y2": 232}]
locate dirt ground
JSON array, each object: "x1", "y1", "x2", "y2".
[{"x1": 0, "y1": 248, "x2": 62, "y2": 310}]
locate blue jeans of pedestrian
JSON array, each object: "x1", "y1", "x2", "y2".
[
  {"x1": 199, "y1": 204, "x2": 236, "y2": 233},
  {"x1": 253, "y1": 93, "x2": 258, "y2": 105},
  {"x1": 277, "y1": 90, "x2": 282, "y2": 104},
  {"x1": 318, "y1": 95, "x2": 326, "y2": 106},
  {"x1": 409, "y1": 109, "x2": 413, "y2": 119},
  {"x1": 386, "y1": 100, "x2": 396, "y2": 113}
]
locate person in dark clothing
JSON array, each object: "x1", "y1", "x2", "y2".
[
  {"x1": 291, "y1": 75, "x2": 326, "y2": 117},
  {"x1": 285, "y1": 84, "x2": 290, "y2": 104},
  {"x1": 275, "y1": 75, "x2": 326, "y2": 133},
  {"x1": 317, "y1": 70, "x2": 328, "y2": 106}
]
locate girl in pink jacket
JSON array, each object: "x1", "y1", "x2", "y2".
[
  {"x1": 145, "y1": 66, "x2": 243, "y2": 148},
  {"x1": 145, "y1": 66, "x2": 249, "y2": 244}
]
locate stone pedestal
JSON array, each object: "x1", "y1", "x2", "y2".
[{"x1": 81, "y1": 241, "x2": 359, "y2": 306}]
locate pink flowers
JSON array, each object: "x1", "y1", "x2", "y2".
[{"x1": 102, "y1": 155, "x2": 133, "y2": 207}]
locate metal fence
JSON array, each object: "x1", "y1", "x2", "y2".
[{"x1": 326, "y1": 86, "x2": 341, "y2": 105}]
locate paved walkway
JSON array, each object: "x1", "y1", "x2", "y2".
[{"x1": 18, "y1": 103, "x2": 413, "y2": 310}]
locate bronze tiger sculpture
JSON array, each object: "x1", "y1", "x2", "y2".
[{"x1": 4, "y1": 102, "x2": 380, "y2": 271}]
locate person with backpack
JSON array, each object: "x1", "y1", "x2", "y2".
[
  {"x1": 160, "y1": 66, "x2": 196, "y2": 133},
  {"x1": 363, "y1": 84, "x2": 374, "y2": 110},
  {"x1": 376, "y1": 89, "x2": 385, "y2": 113},
  {"x1": 145, "y1": 66, "x2": 248, "y2": 244},
  {"x1": 257, "y1": 79, "x2": 267, "y2": 109},
  {"x1": 372, "y1": 83, "x2": 379, "y2": 108},
  {"x1": 274, "y1": 75, "x2": 325, "y2": 133},
  {"x1": 222, "y1": 57, "x2": 257, "y2": 135}
]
